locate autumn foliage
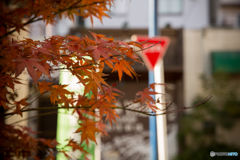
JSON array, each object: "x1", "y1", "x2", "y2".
[{"x1": 0, "y1": 0, "x2": 165, "y2": 159}]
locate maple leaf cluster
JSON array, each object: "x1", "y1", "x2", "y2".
[
  {"x1": 0, "y1": 0, "x2": 113, "y2": 38},
  {"x1": 0, "y1": 0, "x2": 165, "y2": 159}
]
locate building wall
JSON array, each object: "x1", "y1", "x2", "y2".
[
  {"x1": 184, "y1": 28, "x2": 240, "y2": 148},
  {"x1": 5, "y1": 28, "x2": 30, "y2": 127},
  {"x1": 183, "y1": 29, "x2": 204, "y2": 107},
  {"x1": 215, "y1": 0, "x2": 240, "y2": 27},
  {"x1": 85, "y1": 0, "x2": 209, "y2": 29},
  {"x1": 5, "y1": 70, "x2": 29, "y2": 126},
  {"x1": 5, "y1": 64, "x2": 29, "y2": 127},
  {"x1": 184, "y1": 28, "x2": 240, "y2": 106}
]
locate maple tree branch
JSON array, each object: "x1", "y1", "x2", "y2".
[
  {"x1": 3, "y1": 91, "x2": 49, "y2": 119},
  {"x1": 30, "y1": 92, "x2": 48, "y2": 106},
  {"x1": 20, "y1": 106, "x2": 91, "y2": 112},
  {"x1": 113, "y1": 95, "x2": 211, "y2": 116},
  {"x1": 0, "y1": 15, "x2": 38, "y2": 41},
  {"x1": 24, "y1": 91, "x2": 49, "y2": 110},
  {"x1": 9, "y1": 111, "x2": 58, "y2": 125},
  {"x1": 3, "y1": 95, "x2": 212, "y2": 117},
  {"x1": 143, "y1": 95, "x2": 212, "y2": 116}
]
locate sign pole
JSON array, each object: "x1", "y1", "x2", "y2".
[
  {"x1": 154, "y1": 59, "x2": 168, "y2": 160},
  {"x1": 131, "y1": 35, "x2": 170, "y2": 160},
  {"x1": 45, "y1": 24, "x2": 52, "y2": 38},
  {"x1": 149, "y1": 0, "x2": 158, "y2": 160},
  {"x1": 149, "y1": 0, "x2": 168, "y2": 160}
]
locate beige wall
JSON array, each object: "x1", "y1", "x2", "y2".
[
  {"x1": 184, "y1": 28, "x2": 240, "y2": 107},
  {"x1": 5, "y1": 70, "x2": 29, "y2": 126},
  {"x1": 5, "y1": 27, "x2": 30, "y2": 127},
  {"x1": 183, "y1": 30, "x2": 205, "y2": 107},
  {"x1": 184, "y1": 28, "x2": 240, "y2": 147}
]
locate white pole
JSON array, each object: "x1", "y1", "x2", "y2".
[
  {"x1": 149, "y1": 0, "x2": 168, "y2": 159},
  {"x1": 95, "y1": 67, "x2": 101, "y2": 160},
  {"x1": 154, "y1": 59, "x2": 168, "y2": 160},
  {"x1": 95, "y1": 125, "x2": 101, "y2": 160},
  {"x1": 45, "y1": 24, "x2": 52, "y2": 38},
  {"x1": 149, "y1": 0, "x2": 158, "y2": 159}
]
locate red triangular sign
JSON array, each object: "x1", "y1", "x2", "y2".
[
  {"x1": 145, "y1": 52, "x2": 160, "y2": 69},
  {"x1": 132, "y1": 35, "x2": 170, "y2": 70}
]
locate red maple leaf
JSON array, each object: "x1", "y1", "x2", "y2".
[
  {"x1": 136, "y1": 88, "x2": 158, "y2": 104},
  {"x1": 14, "y1": 58, "x2": 51, "y2": 85}
]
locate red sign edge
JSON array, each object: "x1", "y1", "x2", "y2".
[{"x1": 131, "y1": 35, "x2": 171, "y2": 70}]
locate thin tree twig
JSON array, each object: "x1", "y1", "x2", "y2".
[
  {"x1": 9, "y1": 111, "x2": 58, "y2": 125},
  {"x1": 2, "y1": 95, "x2": 212, "y2": 117},
  {"x1": 135, "y1": 41, "x2": 162, "y2": 52},
  {"x1": 151, "y1": 95, "x2": 212, "y2": 116},
  {"x1": 3, "y1": 91, "x2": 49, "y2": 119}
]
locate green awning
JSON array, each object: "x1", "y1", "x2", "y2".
[{"x1": 212, "y1": 51, "x2": 240, "y2": 73}]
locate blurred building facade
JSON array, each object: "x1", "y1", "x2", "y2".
[
  {"x1": 79, "y1": 0, "x2": 240, "y2": 159},
  {"x1": 27, "y1": 0, "x2": 240, "y2": 159},
  {"x1": 5, "y1": 25, "x2": 30, "y2": 128}
]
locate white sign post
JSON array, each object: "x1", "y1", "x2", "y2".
[
  {"x1": 132, "y1": 35, "x2": 170, "y2": 160},
  {"x1": 154, "y1": 59, "x2": 168, "y2": 160}
]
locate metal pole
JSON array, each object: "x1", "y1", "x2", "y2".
[
  {"x1": 45, "y1": 24, "x2": 52, "y2": 38},
  {"x1": 149, "y1": 1, "x2": 168, "y2": 160},
  {"x1": 154, "y1": 59, "x2": 168, "y2": 160},
  {"x1": 148, "y1": 0, "x2": 158, "y2": 160}
]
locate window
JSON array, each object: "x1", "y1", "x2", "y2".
[
  {"x1": 77, "y1": 16, "x2": 84, "y2": 28},
  {"x1": 107, "y1": 0, "x2": 127, "y2": 16},
  {"x1": 209, "y1": 0, "x2": 217, "y2": 26},
  {"x1": 238, "y1": 15, "x2": 240, "y2": 28},
  {"x1": 159, "y1": 0, "x2": 182, "y2": 14}
]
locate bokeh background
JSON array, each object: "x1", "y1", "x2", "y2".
[{"x1": 7, "y1": 0, "x2": 240, "y2": 159}]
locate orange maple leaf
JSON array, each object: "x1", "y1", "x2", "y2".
[
  {"x1": 13, "y1": 98, "x2": 29, "y2": 117},
  {"x1": 96, "y1": 121, "x2": 109, "y2": 137},
  {"x1": 38, "y1": 80, "x2": 53, "y2": 94},
  {"x1": 91, "y1": 98, "x2": 113, "y2": 118},
  {"x1": 49, "y1": 85, "x2": 73, "y2": 107},
  {"x1": 105, "y1": 109, "x2": 120, "y2": 126},
  {"x1": 75, "y1": 119, "x2": 100, "y2": 146},
  {"x1": 87, "y1": 45, "x2": 110, "y2": 62},
  {"x1": 66, "y1": 139, "x2": 89, "y2": 154},
  {"x1": 112, "y1": 59, "x2": 138, "y2": 81}
]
